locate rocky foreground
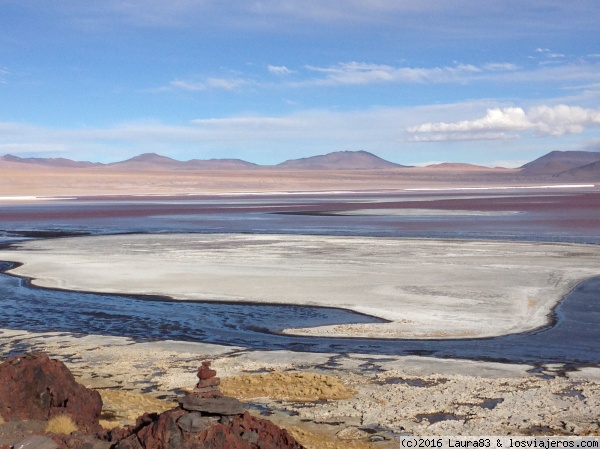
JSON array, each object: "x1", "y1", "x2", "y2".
[{"x1": 0, "y1": 352, "x2": 304, "y2": 449}]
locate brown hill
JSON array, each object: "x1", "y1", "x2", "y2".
[
  {"x1": 276, "y1": 150, "x2": 406, "y2": 170},
  {"x1": 0, "y1": 154, "x2": 101, "y2": 168},
  {"x1": 106, "y1": 153, "x2": 181, "y2": 170},
  {"x1": 106, "y1": 153, "x2": 257, "y2": 170},
  {"x1": 519, "y1": 151, "x2": 600, "y2": 175}
]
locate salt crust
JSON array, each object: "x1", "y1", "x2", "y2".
[{"x1": 2, "y1": 234, "x2": 600, "y2": 338}]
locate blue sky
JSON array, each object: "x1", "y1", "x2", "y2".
[{"x1": 1, "y1": 1, "x2": 599, "y2": 167}]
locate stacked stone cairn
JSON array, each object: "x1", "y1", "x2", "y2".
[
  {"x1": 176, "y1": 361, "x2": 247, "y2": 420},
  {"x1": 193, "y1": 361, "x2": 223, "y2": 397},
  {"x1": 111, "y1": 360, "x2": 304, "y2": 448}
]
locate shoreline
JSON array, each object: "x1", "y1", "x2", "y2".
[
  {"x1": 2, "y1": 262, "x2": 600, "y2": 365},
  {"x1": 0, "y1": 258, "x2": 597, "y2": 345},
  {"x1": 2, "y1": 234, "x2": 600, "y2": 340},
  {"x1": 0, "y1": 182, "x2": 596, "y2": 203}
]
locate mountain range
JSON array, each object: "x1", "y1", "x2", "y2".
[{"x1": 1, "y1": 150, "x2": 600, "y2": 179}]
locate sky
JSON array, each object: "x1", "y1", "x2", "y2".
[{"x1": 1, "y1": 1, "x2": 600, "y2": 167}]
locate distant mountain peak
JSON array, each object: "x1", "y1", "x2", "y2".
[
  {"x1": 1, "y1": 154, "x2": 22, "y2": 162},
  {"x1": 520, "y1": 150, "x2": 600, "y2": 175},
  {"x1": 0, "y1": 154, "x2": 101, "y2": 168},
  {"x1": 121, "y1": 153, "x2": 178, "y2": 163},
  {"x1": 276, "y1": 150, "x2": 406, "y2": 170}
]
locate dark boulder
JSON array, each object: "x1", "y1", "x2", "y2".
[{"x1": 0, "y1": 352, "x2": 102, "y2": 433}]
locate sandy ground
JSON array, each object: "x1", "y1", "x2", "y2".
[
  {"x1": 0, "y1": 164, "x2": 561, "y2": 198},
  {"x1": 2, "y1": 234, "x2": 600, "y2": 338},
  {"x1": 1, "y1": 328, "x2": 600, "y2": 445}
]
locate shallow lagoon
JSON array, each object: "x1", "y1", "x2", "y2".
[
  {"x1": 0, "y1": 189, "x2": 599, "y2": 243},
  {"x1": 1, "y1": 260, "x2": 599, "y2": 366},
  {"x1": 0, "y1": 189, "x2": 599, "y2": 366}
]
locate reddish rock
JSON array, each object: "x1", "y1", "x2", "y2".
[
  {"x1": 197, "y1": 362, "x2": 217, "y2": 381},
  {"x1": 193, "y1": 362, "x2": 222, "y2": 398},
  {"x1": 107, "y1": 361, "x2": 304, "y2": 449},
  {"x1": 113, "y1": 409, "x2": 303, "y2": 449},
  {"x1": 178, "y1": 396, "x2": 246, "y2": 415},
  {"x1": 0, "y1": 352, "x2": 102, "y2": 433}
]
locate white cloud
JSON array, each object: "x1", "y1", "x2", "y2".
[
  {"x1": 169, "y1": 77, "x2": 248, "y2": 91},
  {"x1": 169, "y1": 80, "x2": 206, "y2": 91},
  {"x1": 406, "y1": 105, "x2": 600, "y2": 141},
  {"x1": 205, "y1": 77, "x2": 247, "y2": 90},
  {"x1": 294, "y1": 60, "x2": 600, "y2": 88},
  {"x1": 300, "y1": 61, "x2": 503, "y2": 86},
  {"x1": 158, "y1": 58, "x2": 599, "y2": 94},
  {"x1": 408, "y1": 108, "x2": 530, "y2": 133},
  {"x1": 482, "y1": 63, "x2": 518, "y2": 71},
  {"x1": 534, "y1": 47, "x2": 566, "y2": 58},
  {"x1": 528, "y1": 105, "x2": 600, "y2": 136},
  {"x1": 268, "y1": 65, "x2": 294, "y2": 76}
]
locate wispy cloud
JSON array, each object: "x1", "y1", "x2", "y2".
[
  {"x1": 161, "y1": 58, "x2": 600, "y2": 94},
  {"x1": 268, "y1": 65, "x2": 294, "y2": 76},
  {"x1": 534, "y1": 48, "x2": 565, "y2": 59},
  {"x1": 299, "y1": 59, "x2": 600, "y2": 88},
  {"x1": 168, "y1": 77, "x2": 249, "y2": 91},
  {"x1": 407, "y1": 105, "x2": 600, "y2": 142},
  {"x1": 300, "y1": 61, "x2": 489, "y2": 86},
  {"x1": 482, "y1": 63, "x2": 518, "y2": 71}
]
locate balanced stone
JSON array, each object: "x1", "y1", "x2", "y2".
[
  {"x1": 178, "y1": 395, "x2": 247, "y2": 415},
  {"x1": 195, "y1": 377, "x2": 220, "y2": 388},
  {"x1": 197, "y1": 361, "x2": 217, "y2": 380},
  {"x1": 192, "y1": 360, "x2": 223, "y2": 398}
]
